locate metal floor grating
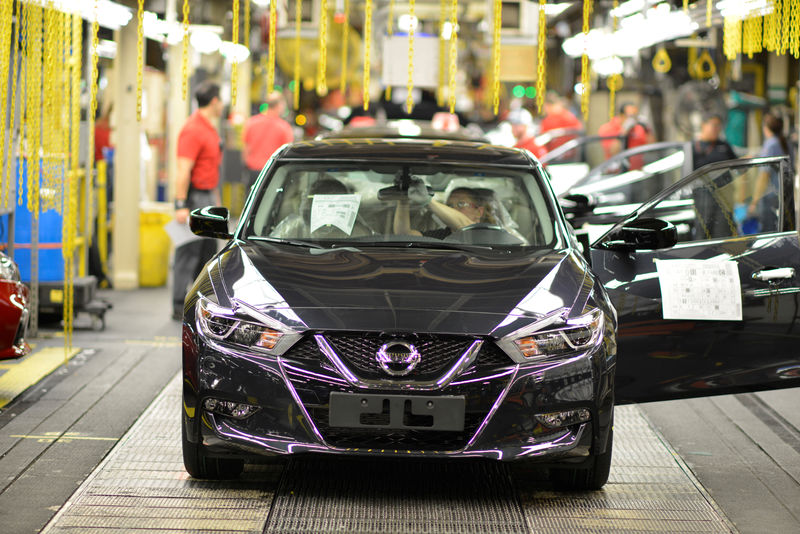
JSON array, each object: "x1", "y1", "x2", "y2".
[{"x1": 41, "y1": 373, "x2": 736, "y2": 533}]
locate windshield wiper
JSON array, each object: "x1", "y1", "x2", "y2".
[
  {"x1": 356, "y1": 240, "x2": 496, "y2": 252},
  {"x1": 247, "y1": 236, "x2": 326, "y2": 249}
]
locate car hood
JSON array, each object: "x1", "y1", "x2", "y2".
[{"x1": 211, "y1": 242, "x2": 592, "y2": 338}]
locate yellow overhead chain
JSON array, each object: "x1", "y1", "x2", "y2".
[
  {"x1": 0, "y1": 0, "x2": 12, "y2": 212},
  {"x1": 244, "y1": 0, "x2": 250, "y2": 51},
  {"x1": 136, "y1": 0, "x2": 143, "y2": 121},
  {"x1": 781, "y1": 0, "x2": 791, "y2": 54},
  {"x1": 87, "y1": 1, "x2": 99, "y2": 247},
  {"x1": 406, "y1": 0, "x2": 415, "y2": 114},
  {"x1": 268, "y1": 0, "x2": 276, "y2": 94},
  {"x1": 448, "y1": 0, "x2": 458, "y2": 113},
  {"x1": 293, "y1": 0, "x2": 301, "y2": 109},
  {"x1": 652, "y1": 46, "x2": 672, "y2": 73},
  {"x1": 764, "y1": 0, "x2": 779, "y2": 52},
  {"x1": 317, "y1": 0, "x2": 328, "y2": 96},
  {"x1": 723, "y1": 16, "x2": 742, "y2": 60},
  {"x1": 42, "y1": 2, "x2": 57, "y2": 213},
  {"x1": 4, "y1": 0, "x2": 20, "y2": 211},
  {"x1": 363, "y1": 0, "x2": 372, "y2": 110},
  {"x1": 65, "y1": 12, "x2": 83, "y2": 358},
  {"x1": 437, "y1": 0, "x2": 446, "y2": 107},
  {"x1": 25, "y1": 1, "x2": 41, "y2": 217},
  {"x1": 181, "y1": 0, "x2": 189, "y2": 100},
  {"x1": 683, "y1": 0, "x2": 688, "y2": 13},
  {"x1": 491, "y1": 0, "x2": 501, "y2": 115},
  {"x1": 742, "y1": 14, "x2": 762, "y2": 58},
  {"x1": 18, "y1": 0, "x2": 26, "y2": 208},
  {"x1": 59, "y1": 8, "x2": 69, "y2": 214},
  {"x1": 581, "y1": 0, "x2": 592, "y2": 121},
  {"x1": 232, "y1": 0, "x2": 240, "y2": 107},
  {"x1": 607, "y1": 0, "x2": 619, "y2": 121},
  {"x1": 706, "y1": 0, "x2": 712, "y2": 27},
  {"x1": 790, "y1": 0, "x2": 800, "y2": 57},
  {"x1": 536, "y1": 0, "x2": 546, "y2": 114},
  {"x1": 386, "y1": 0, "x2": 394, "y2": 101},
  {"x1": 340, "y1": 0, "x2": 350, "y2": 94}
]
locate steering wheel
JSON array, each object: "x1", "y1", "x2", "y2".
[{"x1": 444, "y1": 223, "x2": 525, "y2": 245}]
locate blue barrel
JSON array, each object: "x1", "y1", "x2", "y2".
[{"x1": 5, "y1": 158, "x2": 65, "y2": 283}]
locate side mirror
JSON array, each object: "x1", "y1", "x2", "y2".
[
  {"x1": 598, "y1": 217, "x2": 677, "y2": 252},
  {"x1": 560, "y1": 193, "x2": 595, "y2": 216},
  {"x1": 190, "y1": 206, "x2": 232, "y2": 239}
]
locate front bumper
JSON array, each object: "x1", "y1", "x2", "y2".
[{"x1": 183, "y1": 329, "x2": 614, "y2": 463}]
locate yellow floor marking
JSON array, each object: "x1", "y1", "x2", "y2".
[
  {"x1": 10, "y1": 432, "x2": 117, "y2": 443},
  {"x1": 0, "y1": 347, "x2": 81, "y2": 409}
]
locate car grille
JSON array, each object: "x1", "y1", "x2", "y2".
[{"x1": 283, "y1": 334, "x2": 514, "y2": 380}]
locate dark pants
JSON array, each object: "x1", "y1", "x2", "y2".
[{"x1": 172, "y1": 188, "x2": 218, "y2": 316}]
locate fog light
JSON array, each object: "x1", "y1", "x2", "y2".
[
  {"x1": 203, "y1": 398, "x2": 260, "y2": 420},
  {"x1": 535, "y1": 408, "x2": 591, "y2": 429}
]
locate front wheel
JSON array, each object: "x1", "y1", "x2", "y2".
[
  {"x1": 182, "y1": 423, "x2": 244, "y2": 479},
  {"x1": 550, "y1": 429, "x2": 613, "y2": 491}
]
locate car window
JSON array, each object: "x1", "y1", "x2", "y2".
[
  {"x1": 638, "y1": 159, "x2": 787, "y2": 243},
  {"x1": 246, "y1": 163, "x2": 558, "y2": 249},
  {"x1": 571, "y1": 146, "x2": 686, "y2": 208}
]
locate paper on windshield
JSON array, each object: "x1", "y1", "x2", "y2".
[
  {"x1": 655, "y1": 259, "x2": 742, "y2": 321},
  {"x1": 309, "y1": 194, "x2": 361, "y2": 235}
]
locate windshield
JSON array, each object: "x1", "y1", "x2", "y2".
[{"x1": 244, "y1": 162, "x2": 559, "y2": 250}]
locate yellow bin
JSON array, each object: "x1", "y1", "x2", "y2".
[{"x1": 139, "y1": 202, "x2": 173, "y2": 287}]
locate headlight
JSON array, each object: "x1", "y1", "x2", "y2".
[
  {"x1": 503, "y1": 308, "x2": 604, "y2": 362},
  {"x1": 0, "y1": 255, "x2": 20, "y2": 281},
  {"x1": 196, "y1": 297, "x2": 300, "y2": 354}
]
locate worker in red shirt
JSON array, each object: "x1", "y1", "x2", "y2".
[
  {"x1": 242, "y1": 91, "x2": 294, "y2": 192},
  {"x1": 538, "y1": 91, "x2": 583, "y2": 152},
  {"x1": 598, "y1": 102, "x2": 654, "y2": 168},
  {"x1": 508, "y1": 107, "x2": 547, "y2": 159},
  {"x1": 172, "y1": 81, "x2": 224, "y2": 321}
]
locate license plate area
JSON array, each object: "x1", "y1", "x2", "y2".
[{"x1": 328, "y1": 392, "x2": 465, "y2": 431}]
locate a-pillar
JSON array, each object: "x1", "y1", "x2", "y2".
[{"x1": 111, "y1": 20, "x2": 141, "y2": 289}]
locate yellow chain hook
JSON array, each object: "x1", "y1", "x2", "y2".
[
  {"x1": 652, "y1": 46, "x2": 672, "y2": 73},
  {"x1": 694, "y1": 49, "x2": 716, "y2": 79}
]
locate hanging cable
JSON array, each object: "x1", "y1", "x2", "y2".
[
  {"x1": 0, "y1": 0, "x2": 13, "y2": 211},
  {"x1": 25, "y1": 1, "x2": 42, "y2": 217},
  {"x1": 4, "y1": 0, "x2": 20, "y2": 211},
  {"x1": 363, "y1": 0, "x2": 372, "y2": 110},
  {"x1": 181, "y1": 0, "x2": 189, "y2": 100},
  {"x1": 491, "y1": 0, "x2": 501, "y2": 115},
  {"x1": 136, "y1": 0, "x2": 143, "y2": 121},
  {"x1": 88, "y1": 0, "x2": 100, "y2": 229},
  {"x1": 536, "y1": 0, "x2": 546, "y2": 114},
  {"x1": 268, "y1": 0, "x2": 276, "y2": 94},
  {"x1": 293, "y1": 0, "x2": 301, "y2": 109},
  {"x1": 317, "y1": 0, "x2": 328, "y2": 96},
  {"x1": 386, "y1": 0, "x2": 395, "y2": 101},
  {"x1": 406, "y1": 0, "x2": 415, "y2": 114},
  {"x1": 341, "y1": 0, "x2": 350, "y2": 94},
  {"x1": 448, "y1": 0, "x2": 458, "y2": 113},
  {"x1": 231, "y1": 0, "x2": 240, "y2": 107},
  {"x1": 581, "y1": 0, "x2": 592, "y2": 121}
]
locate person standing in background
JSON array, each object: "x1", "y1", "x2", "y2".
[
  {"x1": 538, "y1": 91, "x2": 583, "y2": 153},
  {"x1": 746, "y1": 112, "x2": 794, "y2": 232},
  {"x1": 691, "y1": 113, "x2": 737, "y2": 170},
  {"x1": 242, "y1": 91, "x2": 294, "y2": 192},
  {"x1": 172, "y1": 81, "x2": 224, "y2": 321}
]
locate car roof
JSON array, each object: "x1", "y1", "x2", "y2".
[
  {"x1": 318, "y1": 121, "x2": 487, "y2": 143},
  {"x1": 279, "y1": 138, "x2": 533, "y2": 167}
]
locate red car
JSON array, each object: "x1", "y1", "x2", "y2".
[{"x1": 0, "y1": 251, "x2": 30, "y2": 359}]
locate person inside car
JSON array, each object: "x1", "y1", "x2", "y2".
[{"x1": 393, "y1": 185, "x2": 490, "y2": 238}]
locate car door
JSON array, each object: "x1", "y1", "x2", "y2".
[{"x1": 589, "y1": 156, "x2": 800, "y2": 403}]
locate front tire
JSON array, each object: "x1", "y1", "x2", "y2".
[
  {"x1": 182, "y1": 423, "x2": 244, "y2": 479},
  {"x1": 550, "y1": 429, "x2": 613, "y2": 491}
]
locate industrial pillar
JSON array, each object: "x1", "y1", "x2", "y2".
[{"x1": 110, "y1": 21, "x2": 141, "y2": 289}]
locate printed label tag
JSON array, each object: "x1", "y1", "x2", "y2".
[
  {"x1": 309, "y1": 194, "x2": 361, "y2": 235},
  {"x1": 655, "y1": 259, "x2": 742, "y2": 321}
]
